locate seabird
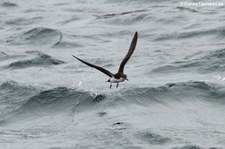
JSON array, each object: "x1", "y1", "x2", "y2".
[{"x1": 72, "y1": 32, "x2": 138, "y2": 88}]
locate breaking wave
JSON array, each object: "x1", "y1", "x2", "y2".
[{"x1": 1, "y1": 80, "x2": 224, "y2": 123}]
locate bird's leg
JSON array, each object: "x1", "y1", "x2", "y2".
[
  {"x1": 116, "y1": 83, "x2": 119, "y2": 88},
  {"x1": 110, "y1": 83, "x2": 112, "y2": 89}
]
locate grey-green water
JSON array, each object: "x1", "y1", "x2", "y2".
[{"x1": 0, "y1": 0, "x2": 225, "y2": 148}]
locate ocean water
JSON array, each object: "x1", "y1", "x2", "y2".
[{"x1": 0, "y1": 0, "x2": 225, "y2": 148}]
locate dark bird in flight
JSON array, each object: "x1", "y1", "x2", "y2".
[{"x1": 72, "y1": 32, "x2": 138, "y2": 88}]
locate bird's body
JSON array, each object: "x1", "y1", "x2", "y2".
[
  {"x1": 108, "y1": 76, "x2": 126, "y2": 88},
  {"x1": 72, "y1": 32, "x2": 138, "y2": 88},
  {"x1": 109, "y1": 76, "x2": 126, "y2": 83}
]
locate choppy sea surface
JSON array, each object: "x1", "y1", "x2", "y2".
[{"x1": 1, "y1": 0, "x2": 225, "y2": 148}]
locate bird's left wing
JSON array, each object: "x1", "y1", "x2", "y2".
[{"x1": 118, "y1": 32, "x2": 138, "y2": 73}]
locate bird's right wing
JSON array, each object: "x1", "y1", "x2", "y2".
[{"x1": 72, "y1": 55, "x2": 114, "y2": 77}]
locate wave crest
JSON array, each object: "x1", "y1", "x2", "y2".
[
  {"x1": 7, "y1": 27, "x2": 62, "y2": 46},
  {"x1": 153, "y1": 48, "x2": 225, "y2": 73},
  {"x1": 7, "y1": 51, "x2": 64, "y2": 69},
  {"x1": 120, "y1": 81, "x2": 225, "y2": 105}
]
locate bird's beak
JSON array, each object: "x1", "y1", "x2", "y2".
[{"x1": 126, "y1": 78, "x2": 129, "y2": 81}]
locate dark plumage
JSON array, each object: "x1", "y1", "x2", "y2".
[{"x1": 72, "y1": 32, "x2": 138, "y2": 88}]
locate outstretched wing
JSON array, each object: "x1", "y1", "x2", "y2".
[
  {"x1": 72, "y1": 55, "x2": 114, "y2": 77},
  {"x1": 118, "y1": 32, "x2": 138, "y2": 73}
]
